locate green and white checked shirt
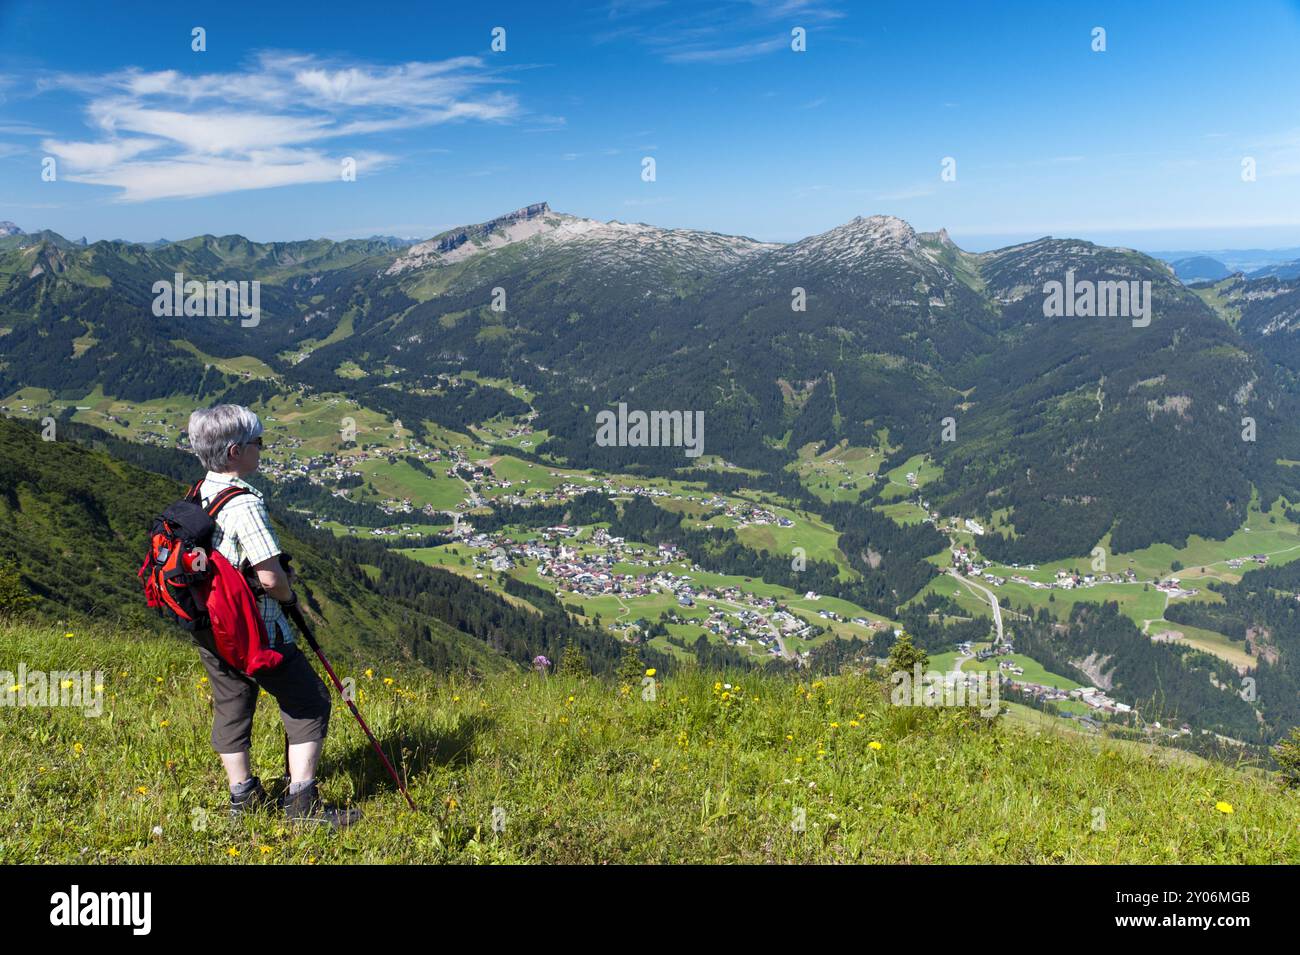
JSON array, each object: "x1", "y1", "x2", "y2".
[{"x1": 198, "y1": 472, "x2": 294, "y2": 649}]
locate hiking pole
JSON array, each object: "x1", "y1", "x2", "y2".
[{"x1": 282, "y1": 600, "x2": 417, "y2": 811}]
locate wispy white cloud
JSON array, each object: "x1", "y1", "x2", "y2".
[
  {"x1": 596, "y1": 0, "x2": 845, "y2": 64},
  {"x1": 665, "y1": 36, "x2": 788, "y2": 64},
  {"x1": 41, "y1": 136, "x2": 162, "y2": 169},
  {"x1": 37, "y1": 52, "x2": 525, "y2": 201},
  {"x1": 0, "y1": 120, "x2": 52, "y2": 136},
  {"x1": 69, "y1": 150, "x2": 393, "y2": 202},
  {"x1": 521, "y1": 113, "x2": 568, "y2": 133}
]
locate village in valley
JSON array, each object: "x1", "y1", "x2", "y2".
[{"x1": 5, "y1": 378, "x2": 1294, "y2": 746}]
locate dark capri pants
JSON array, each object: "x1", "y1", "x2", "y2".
[{"x1": 193, "y1": 632, "x2": 331, "y2": 753}]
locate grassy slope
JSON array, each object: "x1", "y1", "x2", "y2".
[
  {"x1": 2, "y1": 620, "x2": 1295, "y2": 864},
  {"x1": 0, "y1": 414, "x2": 508, "y2": 675}
]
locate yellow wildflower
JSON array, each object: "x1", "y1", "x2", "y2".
[
  {"x1": 869, "y1": 741, "x2": 883, "y2": 751},
  {"x1": 1215, "y1": 801, "x2": 1234, "y2": 814}
]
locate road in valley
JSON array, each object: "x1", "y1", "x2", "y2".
[{"x1": 949, "y1": 570, "x2": 1004, "y2": 645}]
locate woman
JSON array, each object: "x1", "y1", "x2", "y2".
[{"x1": 186, "y1": 403, "x2": 359, "y2": 829}]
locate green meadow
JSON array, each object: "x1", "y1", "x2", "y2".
[{"x1": 4, "y1": 620, "x2": 1296, "y2": 864}]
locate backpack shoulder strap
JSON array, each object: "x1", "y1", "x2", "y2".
[
  {"x1": 183, "y1": 480, "x2": 204, "y2": 503},
  {"x1": 206, "y1": 486, "x2": 251, "y2": 519}
]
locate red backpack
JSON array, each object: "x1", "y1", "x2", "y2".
[
  {"x1": 139, "y1": 481, "x2": 247, "y2": 631},
  {"x1": 138, "y1": 481, "x2": 285, "y2": 675}
]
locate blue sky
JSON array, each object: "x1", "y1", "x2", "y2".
[{"x1": 2, "y1": 0, "x2": 1300, "y2": 251}]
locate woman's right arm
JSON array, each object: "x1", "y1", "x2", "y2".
[{"x1": 252, "y1": 556, "x2": 293, "y2": 602}]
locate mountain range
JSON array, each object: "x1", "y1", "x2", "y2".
[{"x1": 5, "y1": 203, "x2": 1300, "y2": 565}]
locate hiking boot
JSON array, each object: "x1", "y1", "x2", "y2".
[
  {"x1": 284, "y1": 779, "x2": 362, "y2": 830},
  {"x1": 228, "y1": 775, "x2": 275, "y2": 820}
]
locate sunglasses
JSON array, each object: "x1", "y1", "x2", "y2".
[{"x1": 235, "y1": 436, "x2": 264, "y2": 449}]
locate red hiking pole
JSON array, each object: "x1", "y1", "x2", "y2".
[{"x1": 283, "y1": 600, "x2": 417, "y2": 811}]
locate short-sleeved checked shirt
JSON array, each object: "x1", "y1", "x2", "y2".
[{"x1": 197, "y1": 471, "x2": 294, "y2": 648}]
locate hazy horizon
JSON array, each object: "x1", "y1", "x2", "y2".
[{"x1": 7, "y1": 204, "x2": 1300, "y2": 260}]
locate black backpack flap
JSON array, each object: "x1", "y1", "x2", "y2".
[
  {"x1": 158, "y1": 500, "x2": 218, "y2": 549},
  {"x1": 157, "y1": 485, "x2": 250, "y2": 550},
  {"x1": 141, "y1": 482, "x2": 253, "y2": 634}
]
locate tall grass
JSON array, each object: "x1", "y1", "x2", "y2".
[{"x1": 1, "y1": 620, "x2": 1296, "y2": 863}]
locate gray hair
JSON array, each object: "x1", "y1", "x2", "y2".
[{"x1": 187, "y1": 404, "x2": 264, "y2": 472}]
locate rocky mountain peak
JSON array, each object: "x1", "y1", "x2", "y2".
[
  {"x1": 387, "y1": 202, "x2": 568, "y2": 273},
  {"x1": 775, "y1": 213, "x2": 927, "y2": 273}
]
